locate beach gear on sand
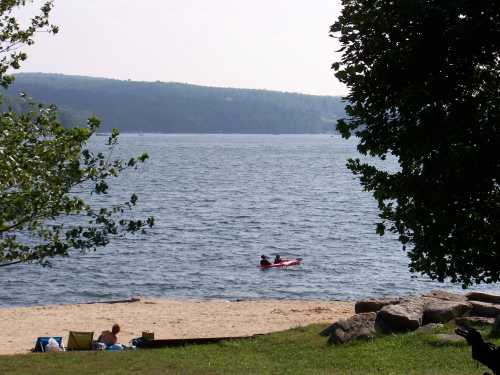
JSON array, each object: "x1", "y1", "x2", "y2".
[
  {"x1": 260, "y1": 258, "x2": 302, "y2": 269},
  {"x1": 33, "y1": 336, "x2": 64, "y2": 352},
  {"x1": 93, "y1": 342, "x2": 107, "y2": 350},
  {"x1": 66, "y1": 331, "x2": 94, "y2": 351},
  {"x1": 106, "y1": 344, "x2": 124, "y2": 351}
]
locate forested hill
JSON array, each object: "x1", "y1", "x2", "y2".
[{"x1": 6, "y1": 73, "x2": 344, "y2": 133}]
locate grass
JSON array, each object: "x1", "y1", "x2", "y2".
[{"x1": 0, "y1": 323, "x2": 498, "y2": 375}]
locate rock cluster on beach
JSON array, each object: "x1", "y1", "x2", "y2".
[{"x1": 320, "y1": 290, "x2": 500, "y2": 344}]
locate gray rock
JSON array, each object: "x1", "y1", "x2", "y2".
[
  {"x1": 423, "y1": 300, "x2": 472, "y2": 324},
  {"x1": 421, "y1": 290, "x2": 467, "y2": 302},
  {"x1": 491, "y1": 315, "x2": 500, "y2": 338},
  {"x1": 322, "y1": 312, "x2": 377, "y2": 344},
  {"x1": 416, "y1": 323, "x2": 444, "y2": 333},
  {"x1": 470, "y1": 301, "x2": 500, "y2": 317},
  {"x1": 455, "y1": 316, "x2": 495, "y2": 326},
  {"x1": 433, "y1": 333, "x2": 466, "y2": 344},
  {"x1": 355, "y1": 298, "x2": 401, "y2": 314},
  {"x1": 376, "y1": 298, "x2": 424, "y2": 332},
  {"x1": 466, "y1": 291, "x2": 500, "y2": 305}
]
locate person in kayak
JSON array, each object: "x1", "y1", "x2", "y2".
[
  {"x1": 260, "y1": 255, "x2": 272, "y2": 266},
  {"x1": 274, "y1": 254, "x2": 282, "y2": 264}
]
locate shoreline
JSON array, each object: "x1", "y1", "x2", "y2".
[
  {"x1": 0, "y1": 296, "x2": 354, "y2": 310},
  {"x1": 0, "y1": 298, "x2": 354, "y2": 356}
]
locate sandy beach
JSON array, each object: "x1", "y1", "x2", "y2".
[{"x1": 0, "y1": 298, "x2": 354, "y2": 356}]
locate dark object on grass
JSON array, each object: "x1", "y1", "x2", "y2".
[
  {"x1": 131, "y1": 335, "x2": 261, "y2": 348},
  {"x1": 455, "y1": 326, "x2": 500, "y2": 375}
]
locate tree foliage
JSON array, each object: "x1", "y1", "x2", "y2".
[
  {"x1": 0, "y1": 0, "x2": 58, "y2": 88},
  {"x1": 0, "y1": 1, "x2": 153, "y2": 267},
  {"x1": 332, "y1": 0, "x2": 500, "y2": 286}
]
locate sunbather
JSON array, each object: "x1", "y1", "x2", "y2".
[{"x1": 97, "y1": 323, "x2": 121, "y2": 347}]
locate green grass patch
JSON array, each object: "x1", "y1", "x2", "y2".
[{"x1": 0, "y1": 323, "x2": 498, "y2": 375}]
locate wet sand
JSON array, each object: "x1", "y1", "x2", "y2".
[{"x1": 0, "y1": 298, "x2": 354, "y2": 355}]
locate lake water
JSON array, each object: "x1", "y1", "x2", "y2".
[{"x1": 1, "y1": 134, "x2": 498, "y2": 306}]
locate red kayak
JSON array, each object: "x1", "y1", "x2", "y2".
[{"x1": 260, "y1": 258, "x2": 302, "y2": 269}]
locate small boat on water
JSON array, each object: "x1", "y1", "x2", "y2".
[{"x1": 260, "y1": 258, "x2": 302, "y2": 269}]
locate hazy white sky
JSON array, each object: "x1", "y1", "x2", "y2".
[{"x1": 19, "y1": 0, "x2": 346, "y2": 96}]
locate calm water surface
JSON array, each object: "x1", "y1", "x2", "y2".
[{"x1": 1, "y1": 134, "x2": 498, "y2": 306}]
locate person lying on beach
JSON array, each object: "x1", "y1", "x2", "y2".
[
  {"x1": 97, "y1": 323, "x2": 121, "y2": 347},
  {"x1": 260, "y1": 255, "x2": 272, "y2": 266},
  {"x1": 274, "y1": 255, "x2": 282, "y2": 264}
]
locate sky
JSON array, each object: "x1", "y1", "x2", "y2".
[{"x1": 18, "y1": 0, "x2": 346, "y2": 96}]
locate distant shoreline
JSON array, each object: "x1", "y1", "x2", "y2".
[{"x1": 8, "y1": 73, "x2": 345, "y2": 134}]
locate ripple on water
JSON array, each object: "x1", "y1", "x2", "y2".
[{"x1": 1, "y1": 134, "x2": 498, "y2": 306}]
